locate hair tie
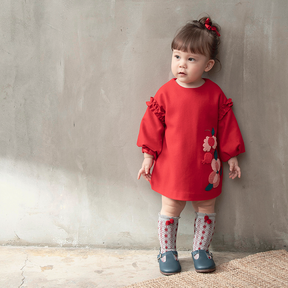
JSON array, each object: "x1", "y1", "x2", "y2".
[{"x1": 205, "y1": 18, "x2": 220, "y2": 37}]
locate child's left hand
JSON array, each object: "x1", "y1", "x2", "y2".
[{"x1": 228, "y1": 156, "x2": 241, "y2": 179}]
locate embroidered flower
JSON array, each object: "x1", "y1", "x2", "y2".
[
  {"x1": 211, "y1": 158, "x2": 221, "y2": 172},
  {"x1": 205, "y1": 144, "x2": 223, "y2": 191},
  {"x1": 203, "y1": 136, "x2": 217, "y2": 152},
  {"x1": 208, "y1": 171, "x2": 220, "y2": 188},
  {"x1": 208, "y1": 159, "x2": 221, "y2": 188},
  {"x1": 202, "y1": 152, "x2": 213, "y2": 164},
  {"x1": 202, "y1": 128, "x2": 223, "y2": 191}
]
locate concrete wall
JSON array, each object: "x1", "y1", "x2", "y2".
[{"x1": 0, "y1": 0, "x2": 287, "y2": 251}]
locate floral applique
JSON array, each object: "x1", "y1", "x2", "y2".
[
  {"x1": 203, "y1": 135, "x2": 217, "y2": 152},
  {"x1": 201, "y1": 128, "x2": 223, "y2": 191}
]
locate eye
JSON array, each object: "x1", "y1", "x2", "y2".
[
  {"x1": 188, "y1": 58, "x2": 195, "y2": 62},
  {"x1": 174, "y1": 55, "x2": 180, "y2": 59}
]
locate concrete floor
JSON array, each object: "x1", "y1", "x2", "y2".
[{"x1": 0, "y1": 246, "x2": 252, "y2": 288}]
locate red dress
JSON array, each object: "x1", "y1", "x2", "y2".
[{"x1": 137, "y1": 78, "x2": 245, "y2": 201}]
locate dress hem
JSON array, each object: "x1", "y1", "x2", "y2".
[{"x1": 150, "y1": 185, "x2": 222, "y2": 201}]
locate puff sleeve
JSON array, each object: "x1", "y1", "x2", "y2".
[
  {"x1": 137, "y1": 97, "x2": 166, "y2": 159},
  {"x1": 217, "y1": 95, "x2": 245, "y2": 162}
]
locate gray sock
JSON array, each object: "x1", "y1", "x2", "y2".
[
  {"x1": 193, "y1": 212, "x2": 216, "y2": 252},
  {"x1": 158, "y1": 213, "x2": 180, "y2": 254}
]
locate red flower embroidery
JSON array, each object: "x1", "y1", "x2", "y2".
[
  {"x1": 208, "y1": 159, "x2": 221, "y2": 188},
  {"x1": 203, "y1": 136, "x2": 217, "y2": 152},
  {"x1": 202, "y1": 152, "x2": 213, "y2": 164},
  {"x1": 202, "y1": 128, "x2": 223, "y2": 191}
]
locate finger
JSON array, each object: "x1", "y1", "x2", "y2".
[
  {"x1": 144, "y1": 172, "x2": 152, "y2": 180},
  {"x1": 144, "y1": 174, "x2": 150, "y2": 181},
  {"x1": 137, "y1": 168, "x2": 145, "y2": 180},
  {"x1": 229, "y1": 170, "x2": 237, "y2": 179},
  {"x1": 137, "y1": 170, "x2": 142, "y2": 180},
  {"x1": 237, "y1": 167, "x2": 241, "y2": 178},
  {"x1": 233, "y1": 168, "x2": 238, "y2": 179},
  {"x1": 232, "y1": 166, "x2": 240, "y2": 179}
]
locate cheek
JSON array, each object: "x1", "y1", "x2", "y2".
[{"x1": 171, "y1": 62, "x2": 177, "y2": 74}]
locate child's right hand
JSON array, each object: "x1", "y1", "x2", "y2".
[{"x1": 137, "y1": 157, "x2": 154, "y2": 181}]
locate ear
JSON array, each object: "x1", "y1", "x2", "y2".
[{"x1": 204, "y1": 60, "x2": 215, "y2": 72}]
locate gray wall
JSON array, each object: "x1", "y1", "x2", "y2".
[{"x1": 0, "y1": 0, "x2": 287, "y2": 251}]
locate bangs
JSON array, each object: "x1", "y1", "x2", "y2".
[{"x1": 171, "y1": 28, "x2": 211, "y2": 57}]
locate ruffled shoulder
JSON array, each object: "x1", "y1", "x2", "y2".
[
  {"x1": 146, "y1": 97, "x2": 165, "y2": 124},
  {"x1": 219, "y1": 98, "x2": 233, "y2": 120}
]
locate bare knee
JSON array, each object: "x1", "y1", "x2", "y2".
[
  {"x1": 161, "y1": 196, "x2": 186, "y2": 217},
  {"x1": 192, "y1": 198, "x2": 216, "y2": 214}
]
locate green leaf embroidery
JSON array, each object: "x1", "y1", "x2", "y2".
[
  {"x1": 214, "y1": 150, "x2": 218, "y2": 160},
  {"x1": 205, "y1": 183, "x2": 213, "y2": 191}
]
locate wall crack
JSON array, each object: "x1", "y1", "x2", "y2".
[{"x1": 19, "y1": 254, "x2": 28, "y2": 288}]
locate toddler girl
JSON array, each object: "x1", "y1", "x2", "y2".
[{"x1": 137, "y1": 17, "x2": 245, "y2": 275}]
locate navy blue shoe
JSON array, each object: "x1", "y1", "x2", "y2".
[
  {"x1": 192, "y1": 250, "x2": 216, "y2": 273},
  {"x1": 157, "y1": 250, "x2": 181, "y2": 276}
]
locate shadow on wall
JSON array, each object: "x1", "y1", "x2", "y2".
[{"x1": 0, "y1": 0, "x2": 288, "y2": 250}]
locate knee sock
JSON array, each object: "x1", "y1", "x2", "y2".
[
  {"x1": 158, "y1": 214, "x2": 180, "y2": 254},
  {"x1": 193, "y1": 212, "x2": 216, "y2": 252}
]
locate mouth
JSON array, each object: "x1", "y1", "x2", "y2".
[{"x1": 178, "y1": 72, "x2": 186, "y2": 75}]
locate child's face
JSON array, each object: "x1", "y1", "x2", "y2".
[{"x1": 171, "y1": 50, "x2": 215, "y2": 88}]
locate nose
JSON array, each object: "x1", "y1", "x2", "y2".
[{"x1": 179, "y1": 59, "x2": 186, "y2": 68}]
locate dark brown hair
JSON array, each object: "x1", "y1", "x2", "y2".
[{"x1": 171, "y1": 17, "x2": 221, "y2": 63}]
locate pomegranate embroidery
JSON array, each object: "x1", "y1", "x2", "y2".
[{"x1": 201, "y1": 128, "x2": 223, "y2": 191}]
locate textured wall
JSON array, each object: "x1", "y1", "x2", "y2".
[{"x1": 0, "y1": 0, "x2": 287, "y2": 251}]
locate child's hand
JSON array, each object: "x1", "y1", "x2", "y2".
[
  {"x1": 137, "y1": 157, "x2": 154, "y2": 181},
  {"x1": 228, "y1": 156, "x2": 241, "y2": 179}
]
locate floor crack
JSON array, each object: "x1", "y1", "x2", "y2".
[{"x1": 19, "y1": 254, "x2": 28, "y2": 288}]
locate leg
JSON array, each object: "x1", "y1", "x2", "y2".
[
  {"x1": 157, "y1": 196, "x2": 185, "y2": 275},
  {"x1": 161, "y1": 195, "x2": 186, "y2": 217},
  {"x1": 191, "y1": 198, "x2": 216, "y2": 213},
  {"x1": 191, "y1": 198, "x2": 217, "y2": 273}
]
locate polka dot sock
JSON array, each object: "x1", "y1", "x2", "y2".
[
  {"x1": 158, "y1": 214, "x2": 180, "y2": 262},
  {"x1": 193, "y1": 212, "x2": 216, "y2": 252}
]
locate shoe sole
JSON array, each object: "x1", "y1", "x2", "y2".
[
  {"x1": 195, "y1": 267, "x2": 216, "y2": 273},
  {"x1": 160, "y1": 270, "x2": 181, "y2": 276}
]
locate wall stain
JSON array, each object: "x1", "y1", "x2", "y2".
[{"x1": 41, "y1": 265, "x2": 53, "y2": 272}]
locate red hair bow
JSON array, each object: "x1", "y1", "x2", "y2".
[{"x1": 205, "y1": 18, "x2": 220, "y2": 37}]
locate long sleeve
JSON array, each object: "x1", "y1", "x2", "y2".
[
  {"x1": 217, "y1": 96, "x2": 245, "y2": 162},
  {"x1": 137, "y1": 97, "x2": 166, "y2": 159}
]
